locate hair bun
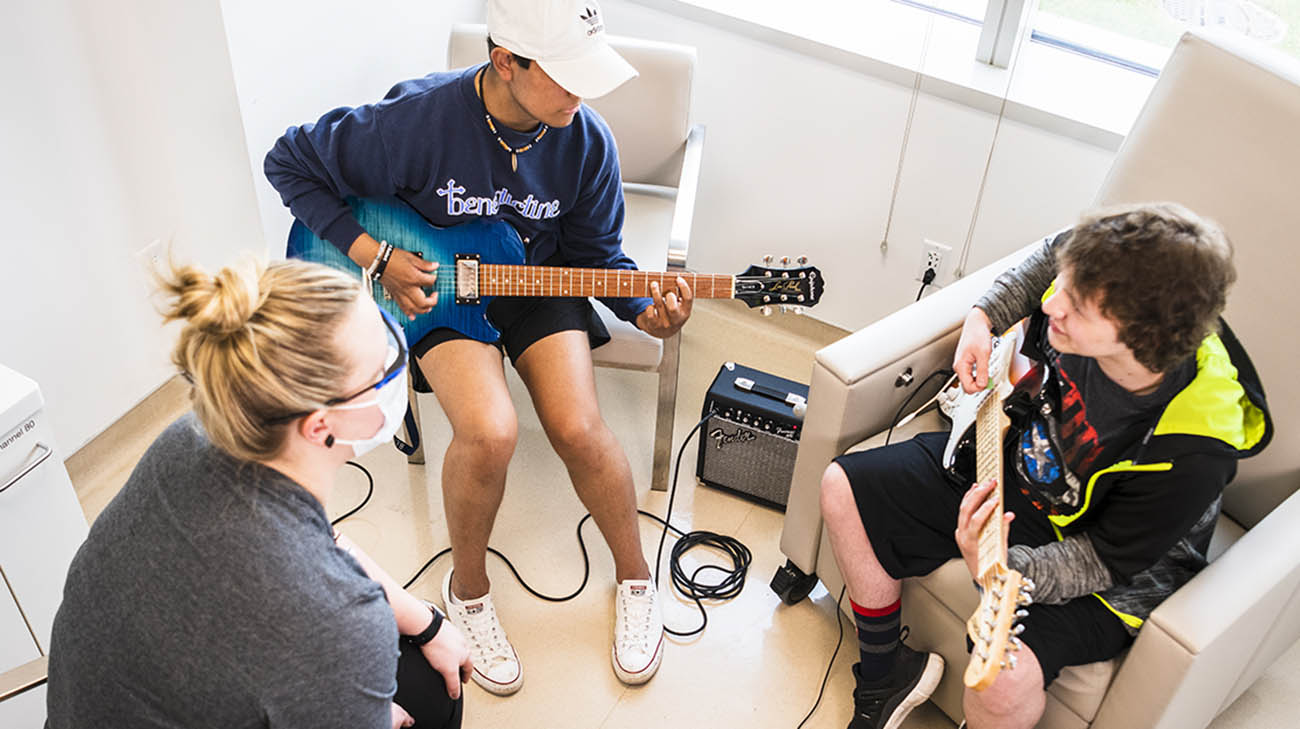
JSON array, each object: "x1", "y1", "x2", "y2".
[{"x1": 159, "y1": 257, "x2": 268, "y2": 337}]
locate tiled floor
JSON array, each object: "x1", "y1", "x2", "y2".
[{"x1": 69, "y1": 299, "x2": 1299, "y2": 729}]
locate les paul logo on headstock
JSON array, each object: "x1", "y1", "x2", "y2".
[{"x1": 767, "y1": 280, "x2": 804, "y2": 294}]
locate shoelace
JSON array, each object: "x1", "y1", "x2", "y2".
[
  {"x1": 852, "y1": 626, "x2": 914, "y2": 720},
  {"x1": 618, "y1": 589, "x2": 659, "y2": 652},
  {"x1": 459, "y1": 601, "x2": 513, "y2": 664}
]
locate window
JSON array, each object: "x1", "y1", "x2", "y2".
[
  {"x1": 1033, "y1": 0, "x2": 1300, "y2": 75},
  {"x1": 894, "y1": 0, "x2": 988, "y2": 24}
]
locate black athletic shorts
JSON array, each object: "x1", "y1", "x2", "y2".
[
  {"x1": 411, "y1": 295, "x2": 611, "y2": 362},
  {"x1": 833, "y1": 431, "x2": 1132, "y2": 686}
]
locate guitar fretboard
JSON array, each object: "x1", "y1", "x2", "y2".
[
  {"x1": 478, "y1": 265, "x2": 735, "y2": 299},
  {"x1": 974, "y1": 393, "x2": 1009, "y2": 580}
]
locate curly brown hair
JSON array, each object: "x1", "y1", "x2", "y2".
[{"x1": 1058, "y1": 202, "x2": 1236, "y2": 374}]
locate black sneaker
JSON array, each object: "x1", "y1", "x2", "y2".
[{"x1": 847, "y1": 644, "x2": 944, "y2": 729}]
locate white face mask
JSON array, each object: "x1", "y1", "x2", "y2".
[
  {"x1": 329, "y1": 365, "x2": 409, "y2": 457},
  {"x1": 327, "y1": 304, "x2": 410, "y2": 458}
]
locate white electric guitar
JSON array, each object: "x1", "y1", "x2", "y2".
[{"x1": 940, "y1": 323, "x2": 1038, "y2": 691}]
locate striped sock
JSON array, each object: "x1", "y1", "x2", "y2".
[{"x1": 851, "y1": 598, "x2": 901, "y2": 684}]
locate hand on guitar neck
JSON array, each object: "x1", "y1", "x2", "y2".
[
  {"x1": 635, "y1": 277, "x2": 694, "y2": 339},
  {"x1": 955, "y1": 478, "x2": 1015, "y2": 583},
  {"x1": 349, "y1": 232, "x2": 440, "y2": 320}
]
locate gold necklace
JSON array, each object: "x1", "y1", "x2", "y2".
[{"x1": 476, "y1": 68, "x2": 549, "y2": 172}]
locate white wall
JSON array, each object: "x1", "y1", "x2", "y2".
[
  {"x1": 0, "y1": 0, "x2": 264, "y2": 451},
  {"x1": 602, "y1": 0, "x2": 1117, "y2": 331},
  {"x1": 219, "y1": 0, "x2": 487, "y2": 254}
]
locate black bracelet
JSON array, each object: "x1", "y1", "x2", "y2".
[
  {"x1": 372, "y1": 242, "x2": 396, "y2": 281},
  {"x1": 402, "y1": 604, "x2": 443, "y2": 647}
]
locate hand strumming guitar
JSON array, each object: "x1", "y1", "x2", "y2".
[
  {"x1": 348, "y1": 232, "x2": 439, "y2": 320},
  {"x1": 954, "y1": 307, "x2": 995, "y2": 394},
  {"x1": 636, "y1": 276, "x2": 694, "y2": 339}
]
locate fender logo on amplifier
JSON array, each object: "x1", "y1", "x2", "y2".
[{"x1": 708, "y1": 427, "x2": 757, "y2": 450}]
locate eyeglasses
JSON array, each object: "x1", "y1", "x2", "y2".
[{"x1": 265, "y1": 304, "x2": 408, "y2": 425}]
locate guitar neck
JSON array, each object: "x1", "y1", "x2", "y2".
[
  {"x1": 477, "y1": 265, "x2": 735, "y2": 299},
  {"x1": 974, "y1": 394, "x2": 1010, "y2": 581}
]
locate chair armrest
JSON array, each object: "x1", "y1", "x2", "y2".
[
  {"x1": 668, "y1": 124, "x2": 705, "y2": 270},
  {"x1": 1092, "y1": 489, "x2": 1300, "y2": 729},
  {"x1": 0, "y1": 655, "x2": 47, "y2": 702}
]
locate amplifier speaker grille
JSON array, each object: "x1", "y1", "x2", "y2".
[{"x1": 698, "y1": 414, "x2": 799, "y2": 509}]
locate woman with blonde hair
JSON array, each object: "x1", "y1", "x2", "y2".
[{"x1": 46, "y1": 258, "x2": 470, "y2": 729}]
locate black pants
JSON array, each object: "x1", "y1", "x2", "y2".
[
  {"x1": 395, "y1": 641, "x2": 463, "y2": 729},
  {"x1": 833, "y1": 432, "x2": 1132, "y2": 687}
]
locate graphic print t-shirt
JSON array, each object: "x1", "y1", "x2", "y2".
[{"x1": 1013, "y1": 342, "x2": 1195, "y2": 515}]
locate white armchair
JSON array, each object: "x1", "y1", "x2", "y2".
[
  {"x1": 776, "y1": 31, "x2": 1300, "y2": 729},
  {"x1": 401, "y1": 24, "x2": 705, "y2": 492}
]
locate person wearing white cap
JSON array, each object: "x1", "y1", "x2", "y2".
[{"x1": 265, "y1": 0, "x2": 688, "y2": 698}]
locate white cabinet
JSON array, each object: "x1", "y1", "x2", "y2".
[{"x1": 0, "y1": 364, "x2": 90, "y2": 723}]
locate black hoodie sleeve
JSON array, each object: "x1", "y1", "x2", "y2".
[{"x1": 1075, "y1": 448, "x2": 1235, "y2": 582}]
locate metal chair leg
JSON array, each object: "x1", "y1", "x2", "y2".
[
  {"x1": 405, "y1": 379, "x2": 426, "y2": 465},
  {"x1": 650, "y1": 330, "x2": 681, "y2": 491}
]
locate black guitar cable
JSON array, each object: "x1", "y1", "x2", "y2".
[{"x1": 336, "y1": 414, "x2": 749, "y2": 637}]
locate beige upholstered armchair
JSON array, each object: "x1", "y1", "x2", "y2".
[
  {"x1": 403, "y1": 25, "x2": 705, "y2": 492},
  {"x1": 776, "y1": 31, "x2": 1300, "y2": 729}
]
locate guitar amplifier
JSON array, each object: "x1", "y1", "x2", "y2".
[{"x1": 696, "y1": 362, "x2": 808, "y2": 510}]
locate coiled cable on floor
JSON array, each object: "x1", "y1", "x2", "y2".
[{"x1": 336, "y1": 413, "x2": 749, "y2": 637}]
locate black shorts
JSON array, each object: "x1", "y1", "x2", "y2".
[
  {"x1": 833, "y1": 431, "x2": 1132, "y2": 686},
  {"x1": 410, "y1": 296, "x2": 611, "y2": 386}
]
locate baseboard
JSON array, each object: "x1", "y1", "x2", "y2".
[{"x1": 64, "y1": 375, "x2": 190, "y2": 493}]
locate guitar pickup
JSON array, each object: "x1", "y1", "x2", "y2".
[{"x1": 455, "y1": 254, "x2": 480, "y2": 304}]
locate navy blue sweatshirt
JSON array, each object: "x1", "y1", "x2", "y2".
[{"x1": 264, "y1": 64, "x2": 651, "y2": 323}]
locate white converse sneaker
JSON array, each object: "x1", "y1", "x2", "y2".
[
  {"x1": 441, "y1": 570, "x2": 522, "y2": 695},
  {"x1": 612, "y1": 579, "x2": 664, "y2": 685}
]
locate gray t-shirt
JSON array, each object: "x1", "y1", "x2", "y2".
[{"x1": 46, "y1": 414, "x2": 397, "y2": 728}]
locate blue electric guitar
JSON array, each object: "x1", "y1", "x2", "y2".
[{"x1": 286, "y1": 197, "x2": 825, "y2": 345}]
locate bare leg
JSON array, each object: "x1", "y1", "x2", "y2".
[
  {"x1": 418, "y1": 340, "x2": 517, "y2": 600},
  {"x1": 515, "y1": 331, "x2": 650, "y2": 582},
  {"x1": 963, "y1": 643, "x2": 1047, "y2": 729},
  {"x1": 819, "y1": 462, "x2": 901, "y2": 608}
]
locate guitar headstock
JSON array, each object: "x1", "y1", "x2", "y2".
[
  {"x1": 735, "y1": 255, "x2": 824, "y2": 315},
  {"x1": 964, "y1": 566, "x2": 1035, "y2": 691}
]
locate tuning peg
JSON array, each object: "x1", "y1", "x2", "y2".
[
  {"x1": 1012, "y1": 624, "x2": 1026, "y2": 636},
  {"x1": 1022, "y1": 577, "x2": 1036, "y2": 592},
  {"x1": 1007, "y1": 654, "x2": 1018, "y2": 670},
  {"x1": 1015, "y1": 609, "x2": 1029, "y2": 619},
  {"x1": 763, "y1": 254, "x2": 774, "y2": 265},
  {"x1": 761, "y1": 305, "x2": 773, "y2": 317},
  {"x1": 1010, "y1": 637, "x2": 1023, "y2": 651},
  {"x1": 780, "y1": 256, "x2": 791, "y2": 267},
  {"x1": 991, "y1": 588, "x2": 1003, "y2": 601},
  {"x1": 797, "y1": 255, "x2": 808, "y2": 265},
  {"x1": 1018, "y1": 592, "x2": 1034, "y2": 606}
]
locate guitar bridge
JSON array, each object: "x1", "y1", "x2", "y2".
[{"x1": 455, "y1": 254, "x2": 480, "y2": 304}]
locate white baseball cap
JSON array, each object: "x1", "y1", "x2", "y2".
[{"x1": 487, "y1": 0, "x2": 638, "y2": 99}]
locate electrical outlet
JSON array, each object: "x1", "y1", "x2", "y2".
[
  {"x1": 916, "y1": 240, "x2": 951, "y2": 284},
  {"x1": 136, "y1": 238, "x2": 165, "y2": 268}
]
